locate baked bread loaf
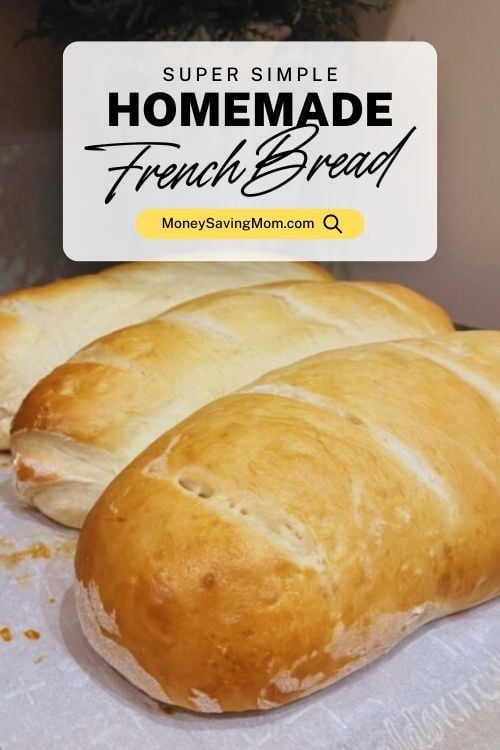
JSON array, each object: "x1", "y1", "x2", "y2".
[
  {"x1": 0, "y1": 261, "x2": 327, "y2": 449},
  {"x1": 75, "y1": 331, "x2": 500, "y2": 713},
  {"x1": 12, "y1": 280, "x2": 452, "y2": 527}
]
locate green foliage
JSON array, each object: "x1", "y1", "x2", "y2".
[{"x1": 25, "y1": 0, "x2": 388, "y2": 43}]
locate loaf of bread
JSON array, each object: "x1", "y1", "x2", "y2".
[
  {"x1": 12, "y1": 280, "x2": 452, "y2": 527},
  {"x1": 74, "y1": 331, "x2": 500, "y2": 713},
  {"x1": 0, "y1": 261, "x2": 327, "y2": 449}
]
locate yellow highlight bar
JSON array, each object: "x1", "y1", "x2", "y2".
[{"x1": 136, "y1": 208, "x2": 364, "y2": 240}]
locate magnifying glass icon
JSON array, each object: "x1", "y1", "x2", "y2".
[{"x1": 323, "y1": 213, "x2": 343, "y2": 234}]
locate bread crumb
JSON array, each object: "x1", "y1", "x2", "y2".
[
  {"x1": 53, "y1": 539, "x2": 78, "y2": 557},
  {"x1": 0, "y1": 538, "x2": 77, "y2": 570},
  {"x1": 24, "y1": 629, "x2": 40, "y2": 640},
  {"x1": 0, "y1": 542, "x2": 50, "y2": 569},
  {"x1": 0, "y1": 626, "x2": 13, "y2": 642}
]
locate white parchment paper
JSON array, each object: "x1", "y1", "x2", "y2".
[{"x1": 1, "y1": 460, "x2": 499, "y2": 750}]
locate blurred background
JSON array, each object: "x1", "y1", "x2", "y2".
[{"x1": 0, "y1": 0, "x2": 498, "y2": 326}]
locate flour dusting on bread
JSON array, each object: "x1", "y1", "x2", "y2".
[{"x1": 75, "y1": 580, "x2": 172, "y2": 704}]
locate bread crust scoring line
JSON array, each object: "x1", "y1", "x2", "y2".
[{"x1": 240, "y1": 382, "x2": 458, "y2": 523}]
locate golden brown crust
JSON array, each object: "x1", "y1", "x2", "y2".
[
  {"x1": 0, "y1": 261, "x2": 328, "y2": 449},
  {"x1": 75, "y1": 331, "x2": 500, "y2": 713},
  {"x1": 12, "y1": 280, "x2": 453, "y2": 527}
]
